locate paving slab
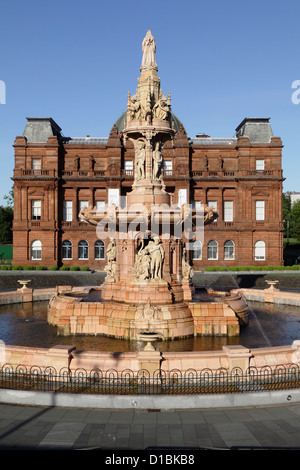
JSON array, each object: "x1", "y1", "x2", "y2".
[{"x1": 0, "y1": 403, "x2": 300, "y2": 450}]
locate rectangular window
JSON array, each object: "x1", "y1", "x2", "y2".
[
  {"x1": 63, "y1": 201, "x2": 73, "y2": 221},
  {"x1": 108, "y1": 189, "x2": 119, "y2": 207},
  {"x1": 192, "y1": 241, "x2": 202, "y2": 260},
  {"x1": 96, "y1": 200, "x2": 106, "y2": 211},
  {"x1": 31, "y1": 200, "x2": 41, "y2": 220},
  {"x1": 193, "y1": 201, "x2": 202, "y2": 210},
  {"x1": 32, "y1": 159, "x2": 41, "y2": 170},
  {"x1": 79, "y1": 200, "x2": 89, "y2": 220},
  {"x1": 178, "y1": 189, "x2": 187, "y2": 207},
  {"x1": 124, "y1": 160, "x2": 133, "y2": 174},
  {"x1": 256, "y1": 159, "x2": 265, "y2": 171},
  {"x1": 224, "y1": 201, "x2": 233, "y2": 222},
  {"x1": 163, "y1": 160, "x2": 172, "y2": 175},
  {"x1": 255, "y1": 200, "x2": 265, "y2": 220}
]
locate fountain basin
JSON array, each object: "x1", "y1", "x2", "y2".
[
  {"x1": 47, "y1": 286, "x2": 243, "y2": 339},
  {"x1": 136, "y1": 331, "x2": 163, "y2": 350}
]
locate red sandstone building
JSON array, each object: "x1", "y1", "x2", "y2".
[
  {"x1": 11, "y1": 112, "x2": 284, "y2": 269},
  {"x1": 11, "y1": 31, "x2": 284, "y2": 271}
]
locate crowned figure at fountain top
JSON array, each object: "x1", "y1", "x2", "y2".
[{"x1": 141, "y1": 29, "x2": 158, "y2": 73}]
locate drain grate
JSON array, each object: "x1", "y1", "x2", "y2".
[{"x1": 147, "y1": 409, "x2": 161, "y2": 412}]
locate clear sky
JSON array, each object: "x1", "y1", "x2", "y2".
[{"x1": 0, "y1": 0, "x2": 299, "y2": 205}]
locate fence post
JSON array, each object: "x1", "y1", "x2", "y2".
[{"x1": 223, "y1": 345, "x2": 252, "y2": 372}]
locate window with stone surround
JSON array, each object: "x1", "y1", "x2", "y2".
[
  {"x1": 207, "y1": 240, "x2": 218, "y2": 260},
  {"x1": 224, "y1": 201, "x2": 233, "y2": 222},
  {"x1": 255, "y1": 200, "x2": 265, "y2": 220},
  {"x1": 63, "y1": 201, "x2": 73, "y2": 221},
  {"x1": 79, "y1": 200, "x2": 89, "y2": 220},
  {"x1": 255, "y1": 240, "x2": 266, "y2": 260},
  {"x1": 192, "y1": 240, "x2": 202, "y2": 260},
  {"x1": 62, "y1": 240, "x2": 72, "y2": 259},
  {"x1": 32, "y1": 158, "x2": 41, "y2": 170},
  {"x1": 31, "y1": 200, "x2": 41, "y2": 220},
  {"x1": 78, "y1": 240, "x2": 89, "y2": 259},
  {"x1": 31, "y1": 240, "x2": 42, "y2": 260},
  {"x1": 255, "y1": 159, "x2": 265, "y2": 171},
  {"x1": 95, "y1": 240, "x2": 105, "y2": 259},
  {"x1": 224, "y1": 240, "x2": 235, "y2": 260}
]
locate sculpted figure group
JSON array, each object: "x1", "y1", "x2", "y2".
[
  {"x1": 132, "y1": 237, "x2": 165, "y2": 282},
  {"x1": 134, "y1": 140, "x2": 162, "y2": 182}
]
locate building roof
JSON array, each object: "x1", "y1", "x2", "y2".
[
  {"x1": 64, "y1": 137, "x2": 108, "y2": 145},
  {"x1": 189, "y1": 137, "x2": 237, "y2": 146},
  {"x1": 235, "y1": 117, "x2": 273, "y2": 143},
  {"x1": 23, "y1": 117, "x2": 62, "y2": 143}
]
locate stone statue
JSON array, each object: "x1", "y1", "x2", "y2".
[
  {"x1": 89, "y1": 155, "x2": 95, "y2": 171},
  {"x1": 129, "y1": 96, "x2": 144, "y2": 121},
  {"x1": 78, "y1": 205, "x2": 98, "y2": 226},
  {"x1": 135, "y1": 141, "x2": 146, "y2": 180},
  {"x1": 204, "y1": 204, "x2": 218, "y2": 225},
  {"x1": 152, "y1": 141, "x2": 163, "y2": 180},
  {"x1": 141, "y1": 30, "x2": 157, "y2": 71},
  {"x1": 182, "y1": 246, "x2": 194, "y2": 281},
  {"x1": 132, "y1": 237, "x2": 164, "y2": 281},
  {"x1": 132, "y1": 246, "x2": 151, "y2": 282},
  {"x1": 153, "y1": 93, "x2": 169, "y2": 120},
  {"x1": 145, "y1": 237, "x2": 164, "y2": 279},
  {"x1": 74, "y1": 156, "x2": 80, "y2": 171},
  {"x1": 105, "y1": 238, "x2": 116, "y2": 282}
]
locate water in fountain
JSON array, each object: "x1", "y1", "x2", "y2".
[{"x1": 218, "y1": 258, "x2": 272, "y2": 347}]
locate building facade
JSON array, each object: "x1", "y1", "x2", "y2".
[{"x1": 12, "y1": 44, "x2": 284, "y2": 270}]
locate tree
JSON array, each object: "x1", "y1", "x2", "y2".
[
  {"x1": 282, "y1": 193, "x2": 291, "y2": 238},
  {"x1": 0, "y1": 206, "x2": 13, "y2": 243},
  {"x1": 3, "y1": 186, "x2": 14, "y2": 209},
  {"x1": 290, "y1": 200, "x2": 300, "y2": 240}
]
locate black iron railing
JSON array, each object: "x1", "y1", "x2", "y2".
[{"x1": 0, "y1": 364, "x2": 300, "y2": 395}]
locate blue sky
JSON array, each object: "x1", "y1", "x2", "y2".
[{"x1": 0, "y1": 0, "x2": 299, "y2": 205}]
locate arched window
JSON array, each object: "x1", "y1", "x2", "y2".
[
  {"x1": 95, "y1": 240, "x2": 105, "y2": 259},
  {"x1": 224, "y1": 240, "x2": 235, "y2": 260},
  {"x1": 207, "y1": 240, "x2": 218, "y2": 260},
  {"x1": 255, "y1": 240, "x2": 265, "y2": 261},
  {"x1": 78, "y1": 240, "x2": 89, "y2": 260},
  {"x1": 192, "y1": 240, "x2": 202, "y2": 260},
  {"x1": 62, "y1": 240, "x2": 72, "y2": 259},
  {"x1": 31, "y1": 240, "x2": 42, "y2": 260}
]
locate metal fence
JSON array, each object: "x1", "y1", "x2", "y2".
[{"x1": 1, "y1": 363, "x2": 300, "y2": 395}]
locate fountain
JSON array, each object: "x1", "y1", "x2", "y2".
[
  {"x1": 47, "y1": 30, "x2": 249, "y2": 341},
  {"x1": 137, "y1": 331, "x2": 163, "y2": 351}
]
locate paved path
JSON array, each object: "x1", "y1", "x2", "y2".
[{"x1": 1, "y1": 403, "x2": 300, "y2": 450}]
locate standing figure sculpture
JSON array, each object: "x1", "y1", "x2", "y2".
[
  {"x1": 182, "y1": 246, "x2": 194, "y2": 281},
  {"x1": 141, "y1": 30, "x2": 157, "y2": 71},
  {"x1": 152, "y1": 141, "x2": 163, "y2": 180},
  {"x1": 146, "y1": 237, "x2": 164, "y2": 280},
  {"x1": 135, "y1": 141, "x2": 146, "y2": 180},
  {"x1": 105, "y1": 238, "x2": 116, "y2": 282}
]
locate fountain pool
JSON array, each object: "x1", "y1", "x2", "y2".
[{"x1": 1, "y1": 299, "x2": 300, "y2": 353}]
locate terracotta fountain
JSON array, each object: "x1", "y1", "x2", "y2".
[{"x1": 48, "y1": 30, "x2": 248, "y2": 341}]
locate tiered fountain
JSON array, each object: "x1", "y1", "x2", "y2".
[{"x1": 48, "y1": 30, "x2": 249, "y2": 343}]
